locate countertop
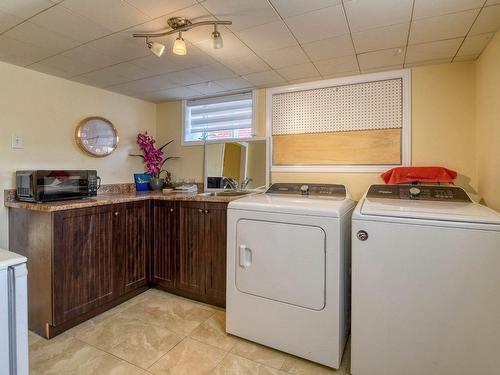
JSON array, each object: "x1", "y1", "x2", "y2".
[{"x1": 4, "y1": 191, "x2": 247, "y2": 212}]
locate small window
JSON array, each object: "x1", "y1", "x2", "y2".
[{"x1": 183, "y1": 91, "x2": 255, "y2": 144}]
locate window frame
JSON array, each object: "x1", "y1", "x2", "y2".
[
  {"x1": 182, "y1": 90, "x2": 257, "y2": 146},
  {"x1": 266, "y1": 69, "x2": 411, "y2": 173}
]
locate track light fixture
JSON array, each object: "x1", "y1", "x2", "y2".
[
  {"x1": 146, "y1": 37, "x2": 165, "y2": 57},
  {"x1": 133, "y1": 17, "x2": 232, "y2": 57}
]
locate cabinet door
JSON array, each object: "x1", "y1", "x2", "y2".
[
  {"x1": 115, "y1": 201, "x2": 149, "y2": 295},
  {"x1": 53, "y1": 206, "x2": 116, "y2": 324},
  {"x1": 204, "y1": 203, "x2": 227, "y2": 307},
  {"x1": 152, "y1": 201, "x2": 177, "y2": 290},
  {"x1": 177, "y1": 202, "x2": 206, "y2": 296}
]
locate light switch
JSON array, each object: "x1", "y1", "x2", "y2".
[{"x1": 12, "y1": 134, "x2": 24, "y2": 149}]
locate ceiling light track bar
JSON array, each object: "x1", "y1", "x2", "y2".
[{"x1": 133, "y1": 20, "x2": 232, "y2": 38}]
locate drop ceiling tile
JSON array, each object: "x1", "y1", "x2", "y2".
[
  {"x1": 456, "y1": 32, "x2": 494, "y2": 56},
  {"x1": 29, "y1": 54, "x2": 97, "y2": 77},
  {"x1": 61, "y1": 0, "x2": 151, "y2": 32},
  {"x1": 0, "y1": 10, "x2": 23, "y2": 33},
  {"x1": 202, "y1": 0, "x2": 279, "y2": 32},
  {"x1": 0, "y1": 0, "x2": 54, "y2": 19},
  {"x1": 301, "y1": 34, "x2": 355, "y2": 62},
  {"x1": 29, "y1": 5, "x2": 112, "y2": 43},
  {"x1": 287, "y1": 75, "x2": 322, "y2": 84},
  {"x1": 71, "y1": 75, "x2": 109, "y2": 88},
  {"x1": 344, "y1": 0, "x2": 413, "y2": 32},
  {"x1": 413, "y1": 0, "x2": 484, "y2": 20},
  {"x1": 405, "y1": 38, "x2": 463, "y2": 64},
  {"x1": 4, "y1": 21, "x2": 79, "y2": 56},
  {"x1": 357, "y1": 48, "x2": 405, "y2": 71},
  {"x1": 131, "y1": 55, "x2": 189, "y2": 75},
  {"x1": 218, "y1": 53, "x2": 269, "y2": 75},
  {"x1": 188, "y1": 81, "x2": 227, "y2": 95},
  {"x1": 236, "y1": 21, "x2": 297, "y2": 52},
  {"x1": 469, "y1": 4, "x2": 500, "y2": 35},
  {"x1": 259, "y1": 45, "x2": 310, "y2": 69},
  {"x1": 164, "y1": 68, "x2": 207, "y2": 85},
  {"x1": 352, "y1": 23, "x2": 408, "y2": 53},
  {"x1": 194, "y1": 30, "x2": 253, "y2": 61},
  {"x1": 404, "y1": 57, "x2": 453, "y2": 67},
  {"x1": 242, "y1": 70, "x2": 286, "y2": 86},
  {"x1": 313, "y1": 55, "x2": 359, "y2": 76},
  {"x1": 485, "y1": 0, "x2": 500, "y2": 4},
  {"x1": 125, "y1": 0, "x2": 197, "y2": 18},
  {"x1": 83, "y1": 30, "x2": 150, "y2": 61},
  {"x1": 140, "y1": 86, "x2": 201, "y2": 101},
  {"x1": 76, "y1": 68, "x2": 133, "y2": 87},
  {"x1": 361, "y1": 64, "x2": 404, "y2": 74},
  {"x1": 322, "y1": 70, "x2": 360, "y2": 80},
  {"x1": 409, "y1": 9, "x2": 479, "y2": 45},
  {"x1": 214, "y1": 77, "x2": 254, "y2": 90},
  {"x1": 284, "y1": 4, "x2": 349, "y2": 43},
  {"x1": 276, "y1": 62, "x2": 319, "y2": 81},
  {"x1": 0, "y1": 35, "x2": 53, "y2": 65},
  {"x1": 28, "y1": 62, "x2": 73, "y2": 78},
  {"x1": 188, "y1": 62, "x2": 237, "y2": 80},
  {"x1": 109, "y1": 74, "x2": 179, "y2": 94},
  {"x1": 62, "y1": 44, "x2": 125, "y2": 70},
  {"x1": 270, "y1": 0, "x2": 341, "y2": 18},
  {"x1": 102, "y1": 61, "x2": 154, "y2": 81},
  {"x1": 453, "y1": 54, "x2": 479, "y2": 61}
]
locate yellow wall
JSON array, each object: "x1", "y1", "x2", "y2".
[
  {"x1": 0, "y1": 61, "x2": 156, "y2": 248},
  {"x1": 157, "y1": 62, "x2": 478, "y2": 201},
  {"x1": 475, "y1": 31, "x2": 500, "y2": 211}
]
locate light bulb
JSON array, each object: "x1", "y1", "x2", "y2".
[
  {"x1": 147, "y1": 40, "x2": 165, "y2": 57},
  {"x1": 212, "y1": 30, "x2": 223, "y2": 49},
  {"x1": 173, "y1": 33, "x2": 187, "y2": 55}
]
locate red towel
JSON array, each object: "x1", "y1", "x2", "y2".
[{"x1": 381, "y1": 166, "x2": 457, "y2": 184}]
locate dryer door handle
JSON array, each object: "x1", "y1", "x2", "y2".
[{"x1": 239, "y1": 245, "x2": 252, "y2": 268}]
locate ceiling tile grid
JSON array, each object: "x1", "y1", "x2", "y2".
[{"x1": 0, "y1": 0, "x2": 498, "y2": 102}]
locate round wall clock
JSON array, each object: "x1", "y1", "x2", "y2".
[{"x1": 75, "y1": 117, "x2": 119, "y2": 157}]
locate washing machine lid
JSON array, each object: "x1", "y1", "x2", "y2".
[
  {"x1": 229, "y1": 191, "x2": 353, "y2": 218},
  {"x1": 360, "y1": 185, "x2": 500, "y2": 224}
]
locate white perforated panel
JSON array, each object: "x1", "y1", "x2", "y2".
[{"x1": 272, "y1": 78, "x2": 402, "y2": 135}]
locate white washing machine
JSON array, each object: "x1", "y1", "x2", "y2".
[
  {"x1": 351, "y1": 184, "x2": 500, "y2": 375},
  {"x1": 226, "y1": 183, "x2": 355, "y2": 368}
]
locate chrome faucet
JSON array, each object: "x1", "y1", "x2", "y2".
[
  {"x1": 240, "y1": 177, "x2": 253, "y2": 190},
  {"x1": 223, "y1": 177, "x2": 239, "y2": 190}
]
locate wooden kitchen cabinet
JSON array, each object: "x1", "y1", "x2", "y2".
[
  {"x1": 176, "y1": 201, "x2": 227, "y2": 307},
  {"x1": 53, "y1": 205, "x2": 117, "y2": 325},
  {"x1": 114, "y1": 201, "x2": 149, "y2": 296},
  {"x1": 151, "y1": 200, "x2": 178, "y2": 291}
]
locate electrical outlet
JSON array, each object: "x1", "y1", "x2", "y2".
[{"x1": 12, "y1": 134, "x2": 24, "y2": 149}]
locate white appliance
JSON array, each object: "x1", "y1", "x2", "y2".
[
  {"x1": 226, "y1": 183, "x2": 355, "y2": 368},
  {"x1": 351, "y1": 184, "x2": 500, "y2": 375},
  {"x1": 0, "y1": 249, "x2": 28, "y2": 375}
]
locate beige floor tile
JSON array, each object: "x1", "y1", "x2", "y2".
[
  {"x1": 280, "y1": 355, "x2": 344, "y2": 375},
  {"x1": 148, "y1": 338, "x2": 226, "y2": 375},
  {"x1": 118, "y1": 292, "x2": 216, "y2": 336},
  {"x1": 71, "y1": 315, "x2": 182, "y2": 369},
  {"x1": 212, "y1": 353, "x2": 279, "y2": 375},
  {"x1": 29, "y1": 333, "x2": 143, "y2": 375},
  {"x1": 230, "y1": 339, "x2": 290, "y2": 370},
  {"x1": 190, "y1": 311, "x2": 240, "y2": 351}
]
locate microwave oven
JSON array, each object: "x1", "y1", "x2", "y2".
[{"x1": 16, "y1": 170, "x2": 100, "y2": 202}]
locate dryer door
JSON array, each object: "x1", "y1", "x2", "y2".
[{"x1": 235, "y1": 219, "x2": 326, "y2": 310}]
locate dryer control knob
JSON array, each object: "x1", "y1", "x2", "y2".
[
  {"x1": 357, "y1": 230, "x2": 368, "y2": 241},
  {"x1": 409, "y1": 187, "x2": 421, "y2": 197},
  {"x1": 300, "y1": 185, "x2": 309, "y2": 195}
]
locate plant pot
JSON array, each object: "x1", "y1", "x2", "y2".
[{"x1": 149, "y1": 178, "x2": 164, "y2": 191}]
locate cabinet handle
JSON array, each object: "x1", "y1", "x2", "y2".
[
  {"x1": 204, "y1": 209, "x2": 210, "y2": 214},
  {"x1": 198, "y1": 208, "x2": 203, "y2": 213},
  {"x1": 114, "y1": 212, "x2": 119, "y2": 216},
  {"x1": 169, "y1": 208, "x2": 174, "y2": 212}
]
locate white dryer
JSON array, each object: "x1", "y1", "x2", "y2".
[
  {"x1": 351, "y1": 184, "x2": 500, "y2": 375},
  {"x1": 226, "y1": 183, "x2": 355, "y2": 368}
]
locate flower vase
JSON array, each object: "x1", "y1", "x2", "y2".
[{"x1": 149, "y1": 177, "x2": 164, "y2": 191}]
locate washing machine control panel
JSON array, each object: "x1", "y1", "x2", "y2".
[
  {"x1": 266, "y1": 183, "x2": 346, "y2": 197},
  {"x1": 367, "y1": 185, "x2": 471, "y2": 202}
]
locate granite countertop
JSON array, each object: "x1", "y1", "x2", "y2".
[{"x1": 4, "y1": 191, "x2": 247, "y2": 212}]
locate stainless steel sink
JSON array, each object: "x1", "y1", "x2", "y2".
[{"x1": 198, "y1": 191, "x2": 252, "y2": 197}]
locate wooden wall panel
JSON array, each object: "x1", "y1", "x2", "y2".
[{"x1": 272, "y1": 129, "x2": 401, "y2": 165}]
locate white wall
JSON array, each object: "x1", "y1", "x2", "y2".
[{"x1": 0, "y1": 61, "x2": 156, "y2": 248}]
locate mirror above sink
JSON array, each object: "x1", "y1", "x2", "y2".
[{"x1": 204, "y1": 139, "x2": 268, "y2": 191}]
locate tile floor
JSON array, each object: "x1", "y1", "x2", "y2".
[{"x1": 29, "y1": 289, "x2": 351, "y2": 375}]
